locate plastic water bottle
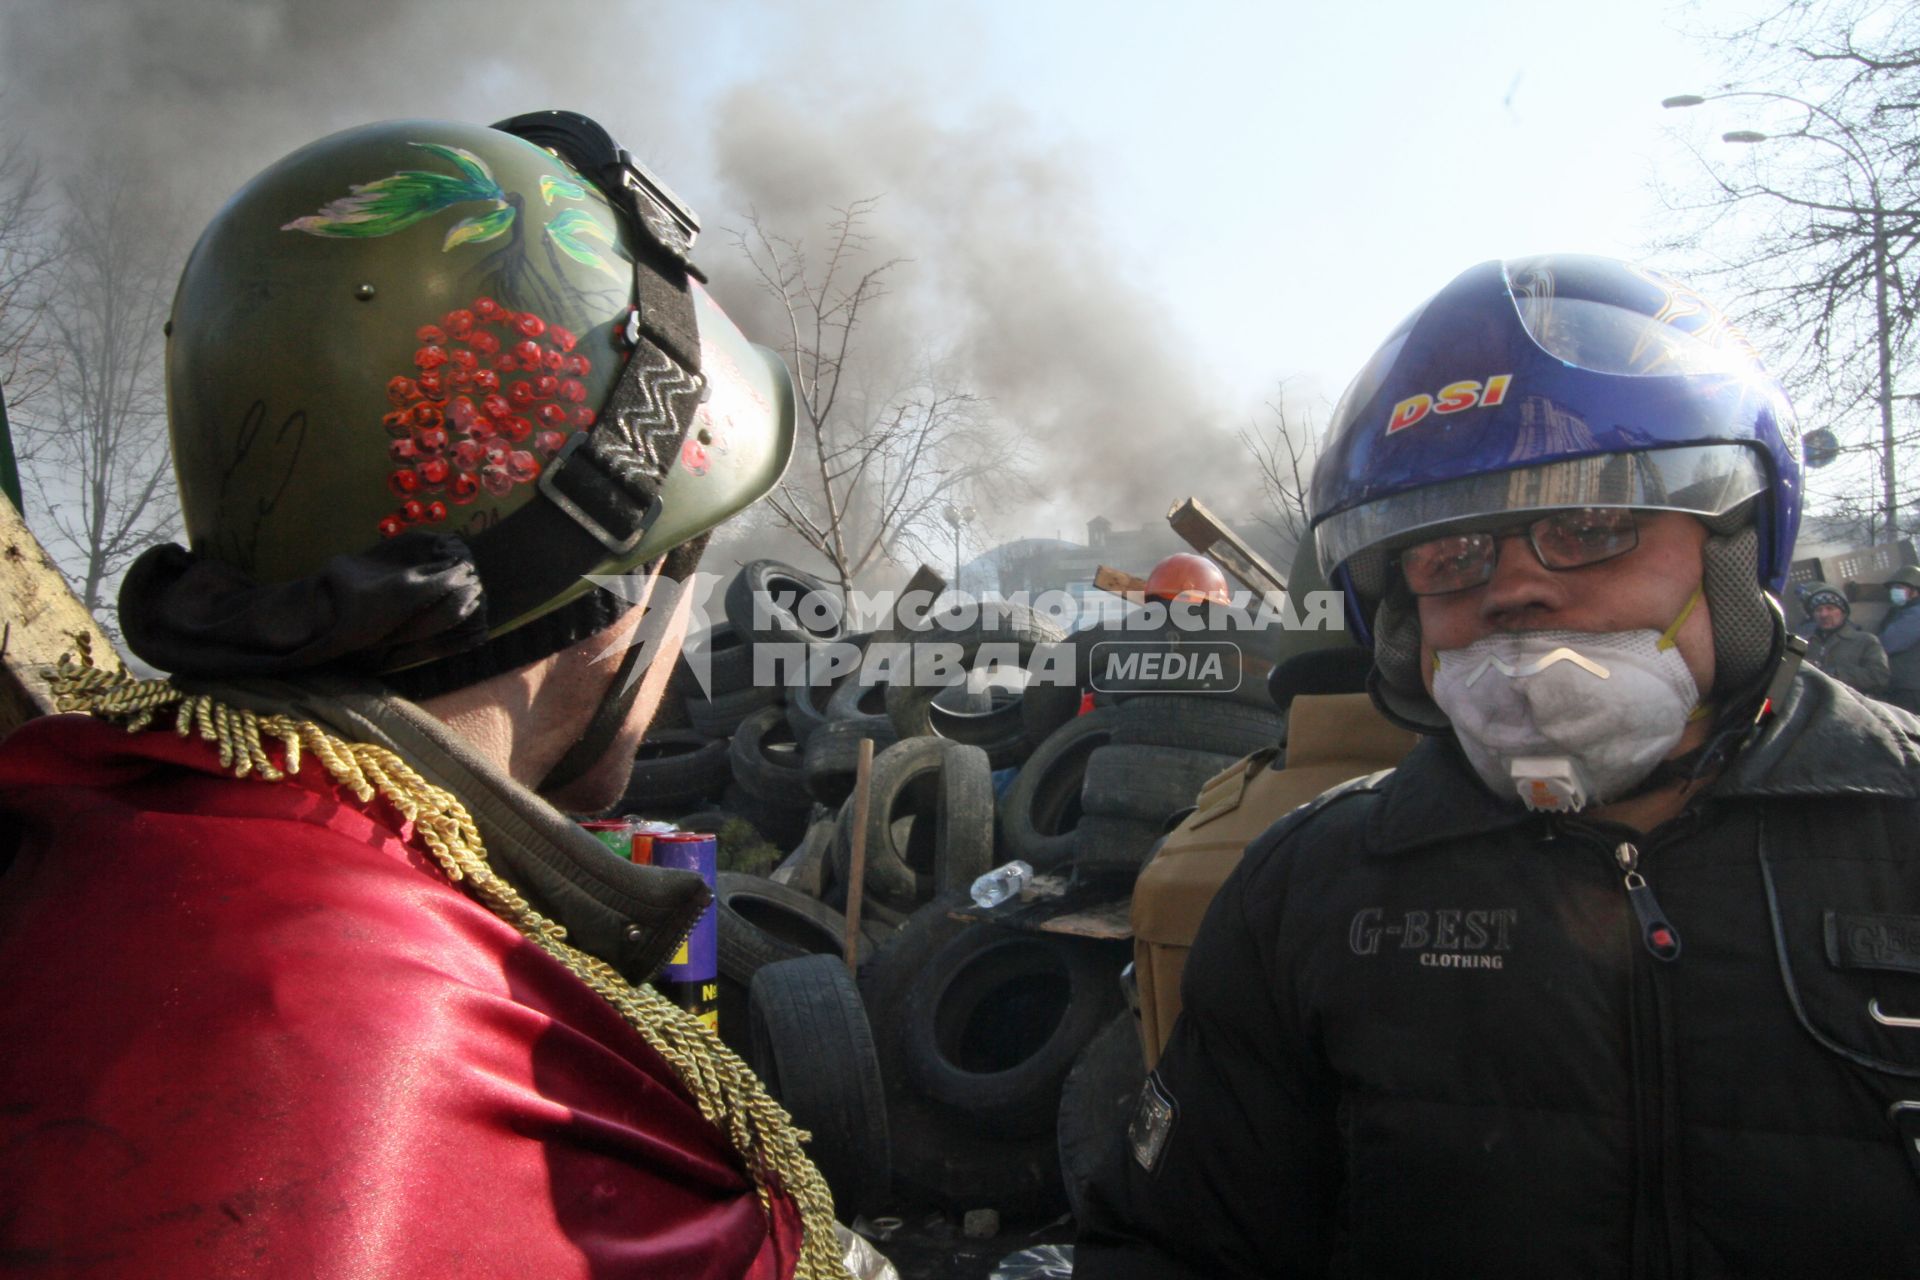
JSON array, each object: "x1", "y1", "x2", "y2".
[{"x1": 970, "y1": 859, "x2": 1033, "y2": 908}]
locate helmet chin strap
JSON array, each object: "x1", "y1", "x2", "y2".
[
  {"x1": 1587, "y1": 595, "x2": 1807, "y2": 805},
  {"x1": 538, "y1": 638, "x2": 647, "y2": 796},
  {"x1": 538, "y1": 563, "x2": 685, "y2": 797}
]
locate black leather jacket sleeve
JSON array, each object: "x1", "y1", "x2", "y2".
[{"x1": 1075, "y1": 822, "x2": 1340, "y2": 1278}]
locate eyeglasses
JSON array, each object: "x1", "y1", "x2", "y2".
[{"x1": 1398, "y1": 508, "x2": 1639, "y2": 596}]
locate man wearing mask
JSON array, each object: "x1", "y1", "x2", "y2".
[
  {"x1": 0, "y1": 115, "x2": 856, "y2": 1278},
  {"x1": 1800, "y1": 586, "x2": 1889, "y2": 696},
  {"x1": 1879, "y1": 564, "x2": 1920, "y2": 712},
  {"x1": 1076, "y1": 256, "x2": 1920, "y2": 1278}
]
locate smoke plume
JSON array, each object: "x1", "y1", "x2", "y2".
[
  {"x1": 703, "y1": 85, "x2": 1261, "y2": 545},
  {"x1": 2, "y1": 4, "x2": 1268, "y2": 584}
]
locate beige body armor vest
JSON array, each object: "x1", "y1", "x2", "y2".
[{"x1": 1130, "y1": 692, "x2": 1419, "y2": 1066}]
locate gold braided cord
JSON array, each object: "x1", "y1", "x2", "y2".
[{"x1": 47, "y1": 648, "x2": 848, "y2": 1280}]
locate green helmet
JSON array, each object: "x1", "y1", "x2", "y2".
[
  {"x1": 163, "y1": 113, "x2": 793, "y2": 661},
  {"x1": 1889, "y1": 564, "x2": 1920, "y2": 593}
]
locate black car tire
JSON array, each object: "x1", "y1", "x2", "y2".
[
  {"x1": 747, "y1": 955, "x2": 890, "y2": 1215},
  {"x1": 900, "y1": 925, "x2": 1127, "y2": 1137},
  {"x1": 832, "y1": 737, "x2": 987, "y2": 911},
  {"x1": 782, "y1": 633, "x2": 875, "y2": 746},
  {"x1": 681, "y1": 620, "x2": 757, "y2": 696},
  {"x1": 716, "y1": 872, "x2": 870, "y2": 986},
  {"x1": 1079, "y1": 744, "x2": 1240, "y2": 825},
  {"x1": 1071, "y1": 814, "x2": 1165, "y2": 871},
  {"x1": 724, "y1": 560, "x2": 847, "y2": 648},
  {"x1": 858, "y1": 892, "x2": 972, "y2": 1074},
  {"x1": 729, "y1": 704, "x2": 810, "y2": 804},
  {"x1": 617, "y1": 730, "x2": 732, "y2": 813},
  {"x1": 883, "y1": 602, "x2": 1067, "y2": 768},
  {"x1": 1108, "y1": 695, "x2": 1285, "y2": 760},
  {"x1": 999, "y1": 707, "x2": 1119, "y2": 869},
  {"x1": 685, "y1": 682, "x2": 778, "y2": 739},
  {"x1": 801, "y1": 715, "x2": 898, "y2": 806}
]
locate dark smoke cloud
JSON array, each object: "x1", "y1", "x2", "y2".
[
  {"x1": 2, "y1": 4, "x2": 1270, "y2": 577},
  {"x1": 0, "y1": 0, "x2": 706, "y2": 227},
  {"x1": 703, "y1": 84, "x2": 1264, "y2": 545}
]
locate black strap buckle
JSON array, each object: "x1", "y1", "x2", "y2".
[
  {"x1": 491, "y1": 109, "x2": 699, "y2": 266},
  {"x1": 614, "y1": 158, "x2": 698, "y2": 266},
  {"x1": 536, "y1": 431, "x2": 661, "y2": 555}
]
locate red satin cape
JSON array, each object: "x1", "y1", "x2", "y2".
[{"x1": 0, "y1": 714, "x2": 802, "y2": 1278}]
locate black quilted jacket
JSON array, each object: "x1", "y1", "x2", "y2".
[{"x1": 1077, "y1": 668, "x2": 1920, "y2": 1279}]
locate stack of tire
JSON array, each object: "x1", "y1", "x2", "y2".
[
  {"x1": 616, "y1": 560, "x2": 857, "y2": 848},
  {"x1": 1000, "y1": 606, "x2": 1290, "y2": 877},
  {"x1": 750, "y1": 592, "x2": 1099, "y2": 1221},
  {"x1": 618, "y1": 562, "x2": 1286, "y2": 1227},
  {"x1": 1071, "y1": 694, "x2": 1287, "y2": 870}
]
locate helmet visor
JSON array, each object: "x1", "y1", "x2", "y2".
[
  {"x1": 1315, "y1": 441, "x2": 1767, "y2": 579},
  {"x1": 1506, "y1": 256, "x2": 1769, "y2": 379}
]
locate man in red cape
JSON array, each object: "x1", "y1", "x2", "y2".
[{"x1": 0, "y1": 112, "x2": 851, "y2": 1279}]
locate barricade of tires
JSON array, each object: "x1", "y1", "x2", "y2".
[{"x1": 615, "y1": 559, "x2": 1286, "y2": 1225}]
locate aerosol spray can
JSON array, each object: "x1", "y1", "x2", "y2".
[
  {"x1": 627, "y1": 819, "x2": 678, "y2": 866},
  {"x1": 580, "y1": 819, "x2": 638, "y2": 860},
  {"x1": 651, "y1": 830, "x2": 719, "y2": 1033},
  {"x1": 579, "y1": 818, "x2": 679, "y2": 865}
]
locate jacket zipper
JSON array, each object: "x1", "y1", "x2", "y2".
[
  {"x1": 1607, "y1": 838, "x2": 1688, "y2": 1280},
  {"x1": 1616, "y1": 841, "x2": 1682, "y2": 962},
  {"x1": 1556, "y1": 823, "x2": 1686, "y2": 1279}
]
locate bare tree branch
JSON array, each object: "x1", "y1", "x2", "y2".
[
  {"x1": 726, "y1": 199, "x2": 1031, "y2": 595},
  {"x1": 1655, "y1": 0, "x2": 1920, "y2": 543},
  {"x1": 0, "y1": 127, "x2": 56, "y2": 465},
  {"x1": 16, "y1": 164, "x2": 182, "y2": 636},
  {"x1": 1238, "y1": 384, "x2": 1321, "y2": 563}
]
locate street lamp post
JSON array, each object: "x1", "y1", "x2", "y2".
[
  {"x1": 942, "y1": 503, "x2": 975, "y2": 598},
  {"x1": 1664, "y1": 90, "x2": 1902, "y2": 544}
]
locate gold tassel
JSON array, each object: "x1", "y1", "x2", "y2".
[{"x1": 47, "y1": 645, "x2": 848, "y2": 1278}]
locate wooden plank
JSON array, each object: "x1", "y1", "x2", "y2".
[
  {"x1": 0, "y1": 495, "x2": 115, "y2": 736},
  {"x1": 1166, "y1": 496, "x2": 1290, "y2": 604},
  {"x1": 1093, "y1": 565, "x2": 1148, "y2": 599},
  {"x1": 943, "y1": 875, "x2": 1134, "y2": 940},
  {"x1": 1035, "y1": 897, "x2": 1135, "y2": 941},
  {"x1": 841, "y1": 737, "x2": 877, "y2": 976}
]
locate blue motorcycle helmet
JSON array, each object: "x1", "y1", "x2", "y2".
[{"x1": 1308, "y1": 254, "x2": 1801, "y2": 726}]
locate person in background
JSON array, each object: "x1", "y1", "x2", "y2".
[
  {"x1": 0, "y1": 113, "x2": 860, "y2": 1279},
  {"x1": 1076, "y1": 255, "x2": 1920, "y2": 1279},
  {"x1": 1878, "y1": 564, "x2": 1920, "y2": 712},
  {"x1": 1800, "y1": 586, "x2": 1888, "y2": 696}
]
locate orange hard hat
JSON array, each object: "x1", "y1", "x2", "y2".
[{"x1": 1145, "y1": 552, "x2": 1231, "y2": 605}]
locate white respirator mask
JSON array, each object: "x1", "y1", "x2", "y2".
[{"x1": 1429, "y1": 591, "x2": 1705, "y2": 812}]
